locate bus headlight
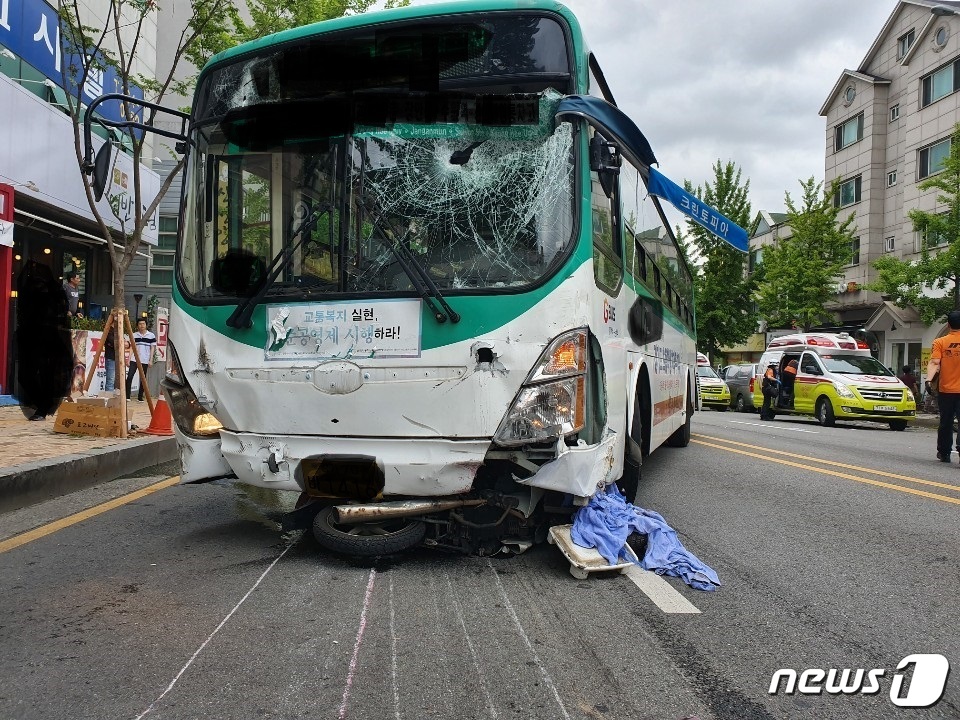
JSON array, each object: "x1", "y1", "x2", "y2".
[
  {"x1": 494, "y1": 329, "x2": 588, "y2": 446},
  {"x1": 494, "y1": 377, "x2": 585, "y2": 445},
  {"x1": 163, "y1": 382, "x2": 224, "y2": 438}
]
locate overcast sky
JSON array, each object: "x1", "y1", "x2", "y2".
[{"x1": 407, "y1": 0, "x2": 898, "y2": 221}]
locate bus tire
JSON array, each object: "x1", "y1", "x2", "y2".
[
  {"x1": 816, "y1": 397, "x2": 836, "y2": 427},
  {"x1": 312, "y1": 506, "x2": 426, "y2": 557},
  {"x1": 889, "y1": 420, "x2": 908, "y2": 431},
  {"x1": 618, "y1": 455, "x2": 641, "y2": 503},
  {"x1": 666, "y1": 395, "x2": 693, "y2": 448}
]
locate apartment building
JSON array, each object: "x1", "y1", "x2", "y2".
[{"x1": 820, "y1": 0, "x2": 960, "y2": 373}]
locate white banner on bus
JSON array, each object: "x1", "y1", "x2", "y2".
[{"x1": 265, "y1": 300, "x2": 422, "y2": 360}]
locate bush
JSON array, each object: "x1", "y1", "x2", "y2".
[{"x1": 70, "y1": 316, "x2": 106, "y2": 331}]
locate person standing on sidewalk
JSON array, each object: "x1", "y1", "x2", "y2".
[
  {"x1": 126, "y1": 319, "x2": 156, "y2": 401},
  {"x1": 927, "y1": 310, "x2": 960, "y2": 463}
]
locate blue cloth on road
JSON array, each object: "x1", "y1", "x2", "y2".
[{"x1": 571, "y1": 484, "x2": 721, "y2": 591}]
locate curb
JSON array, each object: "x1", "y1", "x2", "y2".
[{"x1": 0, "y1": 435, "x2": 178, "y2": 513}]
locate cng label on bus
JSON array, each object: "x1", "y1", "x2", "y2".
[{"x1": 264, "y1": 300, "x2": 423, "y2": 360}]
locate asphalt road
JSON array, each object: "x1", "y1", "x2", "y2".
[{"x1": 0, "y1": 410, "x2": 957, "y2": 720}]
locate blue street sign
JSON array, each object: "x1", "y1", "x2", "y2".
[{"x1": 648, "y1": 167, "x2": 749, "y2": 253}]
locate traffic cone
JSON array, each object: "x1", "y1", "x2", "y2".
[{"x1": 142, "y1": 393, "x2": 174, "y2": 436}]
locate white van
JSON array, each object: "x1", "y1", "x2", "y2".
[{"x1": 752, "y1": 333, "x2": 916, "y2": 430}]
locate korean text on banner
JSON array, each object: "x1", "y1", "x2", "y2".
[{"x1": 647, "y1": 167, "x2": 749, "y2": 253}]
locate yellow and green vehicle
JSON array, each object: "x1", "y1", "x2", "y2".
[
  {"x1": 752, "y1": 333, "x2": 916, "y2": 430},
  {"x1": 696, "y1": 354, "x2": 730, "y2": 411}
]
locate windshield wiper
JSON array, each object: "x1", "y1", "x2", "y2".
[
  {"x1": 226, "y1": 203, "x2": 332, "y2": 329},
  {"x1": 358, "y1": 198, "x2": 460, "y2": 324}
]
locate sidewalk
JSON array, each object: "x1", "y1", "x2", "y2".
[{"x1": 0, "y1": 401, "x2": 178, "y2": 513}]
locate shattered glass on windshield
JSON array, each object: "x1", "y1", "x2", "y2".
[{"x1": 348, "y1": 119, "x2": 574, "y2": 291}]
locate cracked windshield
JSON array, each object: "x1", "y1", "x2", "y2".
[{"x1": 179, "y1": 17, "x2": 576, "y2": 300}]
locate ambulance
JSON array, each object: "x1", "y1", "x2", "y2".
[
  {"x1": 751, "y1": 333, "x2": 916, "y2": 430},
  {"x1": 696, "y1": 352, "x2": 731, "y2": 411}
]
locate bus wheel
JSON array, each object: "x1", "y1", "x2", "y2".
[
  {"x1": 889, "y1": 420, "x2": 908, "y2": 431},
  {"x1": 312, "y1": 506, "x2": 426, "y2": 557},
  {"x1": 816, "y1": 397, "x2": 836, "y2": 427},
  {"x1": 617, "y1": 455, "x2": 641, "y2": 503},
  {"x1": 666, "y1": 396, "x2": 693, "y2": 447}
]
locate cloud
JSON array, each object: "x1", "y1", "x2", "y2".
[{"x1": 401, "y1": 0, "x2": 895, "y2": 215}]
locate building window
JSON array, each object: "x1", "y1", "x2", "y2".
[
  {"x1": 917, "y1": 214, "x2": 949, "y2": 251},
  {"x1": 884, "y1": 236, "x2": 895, "y2": 252},
  {"x1": 887, "y1": 169, "x2": 898, "y2": 187},
  {"x1": 835, "y1": 176, "x2": 862, "y2": 207},
  {"x1": 890, "y1": 104, "x2": 899, "y2": 122},
  {"x1": 834, "y1": 113, "x2": 864, "y2": 151},
  {"x1": 898, "y1": 28, "x2": 915, "y2": 59},
  {"x1": 848, "y1": 236, "x2": 860, "y2": 265},
  {"x1": 921, "y1": 58, "x2": 960, "y2": 106},
  {"x1": 149, "y1": 215, "x2": 177, "y2": 286},
  {"x1": 918, "y1": 137, "x2": 951, "y2": 179}
]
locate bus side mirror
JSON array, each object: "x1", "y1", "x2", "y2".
[
  {"x1": 589, "y1": 134, "x2": 620, "y2": 199},
  {"x1": 92, "y1": 142, "x2": 112, "y2": 201}
]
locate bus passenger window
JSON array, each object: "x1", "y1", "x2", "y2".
[
  {"x1": 653, "y1": 265, "x2": 661, "y2": 295},
  {"x1": 634, "y1": 239, "x2": 647, "y2": 280}
]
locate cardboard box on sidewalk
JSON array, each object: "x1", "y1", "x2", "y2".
[{"x1": 54, "y1": 402, "x2": 124, "y2": 438}]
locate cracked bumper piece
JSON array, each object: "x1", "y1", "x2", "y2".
[
  {"x1": 218, "y1": 430, "x2": 490, "y2": 496},
  {"x1": 515, "y1": 431, "x2": 619, "y2": 497}
]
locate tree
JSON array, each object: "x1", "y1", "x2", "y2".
[
  {"x1": 57, "y1": 0, "x2": 407, "y2": 421},
  {"x1": 872, "y1": 122, "x2": 960, "y2": 324},
  {"x1": 755, "y1": 177, "x2": 856, "y2": 331},
  {"x1": 683, "y1": 160, "x2": 755, "y2": 363}
]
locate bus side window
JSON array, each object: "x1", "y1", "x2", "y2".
[
  {"x1": 590, "y1": 150, "x2": 622, "y2": 295},
  {"x1": 652, "y1": 264, "x2": 661, "y2": 295},
  {"x1": 634, "y1": 239, "x2": 647, "y2": 280}
]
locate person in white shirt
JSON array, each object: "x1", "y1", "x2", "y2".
[{"x1": 126, "y1": 318, "x2": 156, "y2": 401}]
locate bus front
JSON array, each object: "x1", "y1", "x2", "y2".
[{"x1": 163, "y1": 7, "x2": 611, "y2": 552}]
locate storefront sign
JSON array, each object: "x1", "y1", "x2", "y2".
[{"x1": 0, "y1": 0, "x2": 143, "y2": 125}]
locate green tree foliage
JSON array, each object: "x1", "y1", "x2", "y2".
[
  {"x1": 683, "y1": 161, "x2": 754, "y2": 363},
  {"x1": 755, "y1": 177, "x2": 856, "y2": 331},
  {"x1": 871, "y1": 122, "x2": 960, "y2": 324}
]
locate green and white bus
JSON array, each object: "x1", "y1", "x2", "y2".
[{"x1": 86, "y1": 1, "x2": 745, "y2": 556}]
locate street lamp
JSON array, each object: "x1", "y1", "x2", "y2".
[{"x1": 134, "y1": 293, "x2": 143, "y2": 320}]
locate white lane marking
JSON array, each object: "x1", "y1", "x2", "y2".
[
  {"x1": 729, "y1": 420, "x2": 820, "y2": 433},
  {"x1": 487, "y1": 560, "x2": 571, "y2": 720},
  {"x1": 444, "y1": 572, "x2": 499, "y2": 719},
  {"x1": 389, "y1": 577, "x2": 401, "y2": 720},
  {"x1": 338, "y1": 568, "x2": 378, "y2": 720},
  {"x1": 622, "y1": 566, "x2": 702, "y2": 614},
  {"x1": 133, "y1": 533, "x2": 302, "y2": 720}
]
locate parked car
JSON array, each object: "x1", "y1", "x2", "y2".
[{"x1": 723, "y1": 363, "x2": 759, "y2": 412}]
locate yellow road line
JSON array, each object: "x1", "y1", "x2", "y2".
[
  {"x1": 0, "y1": 476, "x2": 181, "y2": 554},
  {"x1": 691, "y1": 439, "x2": 960, "y2": 506},
  {"x1": 694, "y1": 433, "x2": 960, "y2": 493}
]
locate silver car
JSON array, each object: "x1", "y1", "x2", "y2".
[{"x1": 723, "y1": 363, "x2": 759, "y2": 412}]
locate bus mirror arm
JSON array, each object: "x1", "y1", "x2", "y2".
[{"x1": 226, "y1": 204, "x2": 332, "y2": 329}]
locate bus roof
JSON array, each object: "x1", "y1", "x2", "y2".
[
  {"x1": 765, "y1": 332, "x2": 869, "y2": 353},
  {"x1": 201, "y1": 0, "x2": 582, "y2": 78}
]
